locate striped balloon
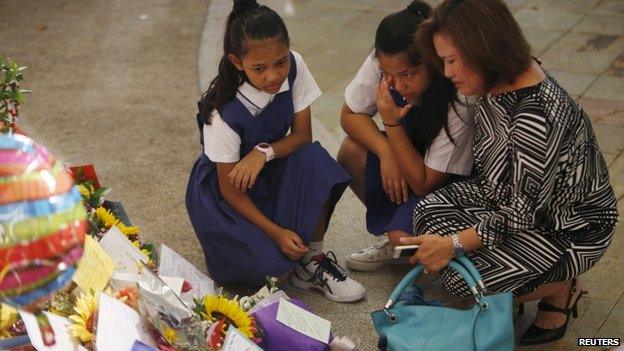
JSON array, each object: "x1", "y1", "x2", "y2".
[{"x1": 0, "y1": 133, "x2": 86, "y2": 309}]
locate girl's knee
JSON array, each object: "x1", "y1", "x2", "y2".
[{"x1": 337, "y1": 137, "x2": 366, "y2": 168}]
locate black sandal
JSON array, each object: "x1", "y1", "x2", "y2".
[{"x1": 519, "y1": 279, "x2": 587, "y2": 346}]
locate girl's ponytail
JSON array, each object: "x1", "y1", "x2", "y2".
[{"x1": 199, "y1": 0, "x2": 289, "y2": 124}]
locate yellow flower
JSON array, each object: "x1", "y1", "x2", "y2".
[
  {"x1": 162, "y1": 326, "x2": 178, "y2": 344},
  {"x1": 132, "y1": 240, "x2": 151, "y2": 258},
  {"x1": 78, "y1": 184, "x2": 91, "y2": 198},
  {"x1": 118, "y1": 222, "x2": 140, "y2": 236},
  {"x1": 94, "y1": 206, "x2": 119, "y2": 228},
  {"x1": 200, "y1": 295, "x2": 255, "y2": 339},
  {"x1": 69, "y1": 291, "x2": 98, "y2": 343},
  {"x1": 0, "y1": 304, "x2": 18, "y2": 338}
]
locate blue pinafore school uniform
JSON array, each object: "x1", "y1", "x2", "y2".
[{"x1": 186, "y1": 53, "x2": 350, "y2": 284}]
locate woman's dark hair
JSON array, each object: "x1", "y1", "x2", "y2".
[
  {"x1": 200, "y1": 0, "x2": 290, "y2": 123},
  {"x1": 416, "y1": 0, "x2": 532, "y2": 92},
  {"x1": 375, "y1": 0, "x2": 459, "y2": 154}
]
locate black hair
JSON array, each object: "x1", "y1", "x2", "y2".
[
  {"x1": 375, "y1": 0, "x2": 460, "y2": 154},
  {"x1": 200, "y1": 0, "x2": 290, "y2": 123}
]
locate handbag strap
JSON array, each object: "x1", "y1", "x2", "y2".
[
  {"x1": 454, "y1": 256, "x2": 486, "y2": 291},
  {"x1": 385, "y1": 260, "x2": 480, "y2": 310}
]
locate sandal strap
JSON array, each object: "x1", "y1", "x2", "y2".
[{"x1": 537, "y1": 302, "x2": 569, "y2": 314}]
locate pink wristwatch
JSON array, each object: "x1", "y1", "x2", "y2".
[{"x1": 254, "y1": 142, "x2": 275, "y2": 162}]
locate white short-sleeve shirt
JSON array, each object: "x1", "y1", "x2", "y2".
[
  {"x1": 344, "y1": 51, "x2": 475, "y2": 176},
  {"x1": 203, "y1": 51, "x2": 321, "y2": 163}
]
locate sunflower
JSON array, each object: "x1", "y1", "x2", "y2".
[
  {"x1": 68, "y1": 291, "x2": 98, "y2": 343},
  {"x1": 94, "y1": 206, "x2": 119, "y2": 229},
  {"x1": 196, "y1": 295, "x2": 255, "y2": 339},
  {"x1": 118, "y1": 222, "x2": 140, "y2": 237},
  {"x1": 0, "y1": 303, "x2": 18, "y2": 338}
]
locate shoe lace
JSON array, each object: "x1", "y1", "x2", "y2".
[
  {"x1": 362, "y1": 238, "x2": 389, "y2": 253},
  {"x1": 311, "y1": 251, "x2": 347, "y2": 283}
]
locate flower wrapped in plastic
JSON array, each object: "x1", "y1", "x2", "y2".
[{"x1": 0, "y1": 133, "x2": 87, "y2": 311}]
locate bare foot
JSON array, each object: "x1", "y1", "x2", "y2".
[{"x1": 533, "y1": 280, "x2": 583, "y2": 329}]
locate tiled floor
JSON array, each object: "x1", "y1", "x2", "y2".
[{"x1": 0, "y1": 0, "x2": 622, "y2": 350}]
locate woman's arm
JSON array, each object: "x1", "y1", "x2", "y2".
[{"x1": 218, "y1": 162, "x2": 309, "y2": 260}]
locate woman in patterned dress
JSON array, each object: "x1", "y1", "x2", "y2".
[{"x1": 397, "y1": 0, "x2": 619, "y2": 345}]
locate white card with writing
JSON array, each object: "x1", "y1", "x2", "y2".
[
  {"x1": 19, "y1": 311, "x2": 87, "y2": 351},
  {"x1": 96, "y1": 293, "x2": 156, "y2": 350},
  {"x1": 98, "y1": 226, "x2": 147, "y2": 274},
  {"x1": 275, "y1": 298, "x2": 331, "y2": 344},
  {"x1": 159, "y1": 244, "x2": 214, "y2": 299},
  {"x1": 160, "y1": 275, "x2": 185, "y2": 296},
  {"x1": 221, "y1": 325, "x2": 263, "y2": 351}
]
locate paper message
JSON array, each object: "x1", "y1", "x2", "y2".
[
  {"x1": 72, "y1": 235, "x2": 115, "y2": 291},
  {"x1": 159, "y1": 244, "x2": 214, "y2": 299},
  {"x1": 19, "y1": 311, "x2": 87, "y2": 351},
  {"x1": 275, "y1": 298, "x2": 331, "y2": 344},
  {"x1": 96, "y1": 293, "x2": 156, "y2": 351},
  {"x1": 221, "y1": 325, "x2": 263, "y2": 351},
  {"x1": 99, "y1": 226, "x2": 148, "y2": 274}
]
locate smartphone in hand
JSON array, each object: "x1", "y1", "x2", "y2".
[{"x1": 393, "y1": 245, "x2": 419, "y2": 259}]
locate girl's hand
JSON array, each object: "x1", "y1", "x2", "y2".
[
  {"x1": 376, "y1": 75, "x2": 412, "y2": 125},
  {"x1": 228, "y1": 150, "x2": 266, "y2": 192},
  {"x1": 399, "y1": 234, "x2": 454, "y2": 274},
  {"x1": 273, "y1": 228, "x2": 310, "y2": 261},
  {"x1": 379, "y1": 152, "x2": 409, "y2": 204}
]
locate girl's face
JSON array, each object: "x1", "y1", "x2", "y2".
[
  {"x1": 433, "y1": 32, "x2": 485, "y2": 96},
  {"x1": 377, "y1": 53, "x2": 432, "y2": 103},
  {"x1": 229, "y1": 37, "x2": 291, "y2": 94}
]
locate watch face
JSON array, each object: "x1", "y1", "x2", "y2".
[{"x1": 257, "y1": 142, "x2": 270, "y2": 150}]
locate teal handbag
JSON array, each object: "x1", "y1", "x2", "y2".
[{"x1": 371, "y1": 256, "x2": 514, "y2": 351}]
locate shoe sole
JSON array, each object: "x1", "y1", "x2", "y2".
[
  {"x1": 345, "y1": 256, "x2": 409, "y2": 272},
  {"x1": 290, "y1": 274, "x2": 366, "y2": 303}
]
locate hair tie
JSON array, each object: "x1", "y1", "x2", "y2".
[
  {"x1": 407, "y1": 4, "x2": 426, "y2": 18},
  {"x1": 233, "y1": 0, "x2": 259, "y2": 16}
]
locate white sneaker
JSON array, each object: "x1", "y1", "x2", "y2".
[
  {"x1": 291, "y1": 252, "x2": 366, "y2": 303},
  {"x1": 345, "y1": 236, "x2": 401, "y2": 271}
]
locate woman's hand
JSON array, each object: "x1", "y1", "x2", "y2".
[
  {"x1": 399, "y1": 234, "x2": 454, "y2": 274},
  {"x1": 228, "y1": 150, "x2": 266, "y2": 192},
  {"x1": 376, "y1": 75, "x2": 412, "y2": 125},
  {"x1": 380, "y1": 152, "x2": 409, "y2": 204},
  {"x1": 273, "y1": 228, "x2": 310, "y2": 261}
]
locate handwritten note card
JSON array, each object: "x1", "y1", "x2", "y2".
[
  {"x1": 99, "y1": 226, "x2": 147, "y2": 274},
  {"x1": 221, "y1": 325, "x2": 263, "y2": 351},
  {"x1": 72, "y1": 235, "x2": 115, "y2": 291},
  {"x1": 19, "y1": 311, "x2": 87, "y2": 351},
  {"x1": 96, "y1": 293, "x2": 156, "y2": 351},
  {"x1": 275, "y1": 298, "x2": 331, "y2": 344},
  {"x1": 159, "y1": 244, "x2": 214, "y2": 299}
]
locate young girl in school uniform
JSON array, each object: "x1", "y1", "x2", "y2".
[
  {"x1": 186, "y1": 0, "x2": 366, "y2": 303},
  {"x1": 337, "y1": 0, "x2": 474, "y2": 272}
]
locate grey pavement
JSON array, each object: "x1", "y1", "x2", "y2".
[{"x1": 0, "y1": 0, "x2": 622, "y2": 350}]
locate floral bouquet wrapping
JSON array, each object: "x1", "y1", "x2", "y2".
[{"x1": 0, "y1": 133, "x2": 86, "y2": 310}]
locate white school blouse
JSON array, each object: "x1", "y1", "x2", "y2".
[
  {"x1": 344, "y1": 51, "x2": 475, "y2": 176},
  {"x1": 203, "y1": 51, "x2": 321, "y2": 163}
]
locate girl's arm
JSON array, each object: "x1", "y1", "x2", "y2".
[
  {"x1": 377, "y1": 76, "x2": 449, "y2": 197},
  {"x1": 270, "y1": 106, "x2": 313, "y2": 158},
  {"x1": 227, "y1": 107, "x2": 312, "y2": 192},
  {"x1": 341, "y1": 103, "x2": 408, "y2": 203},
  {"x1": 340, "y1": 103, "x2": 392, "y2": 158},
  {"x1": 384, "y1": 125, "x2": 449, "y2": 197},
  {"x1": 218, "y1": 162, "x2": 309, "y2": 260}
]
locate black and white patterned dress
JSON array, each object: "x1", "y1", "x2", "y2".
[{"x1": 412, "y1": 73, "x2": 619, "y2": 297}]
